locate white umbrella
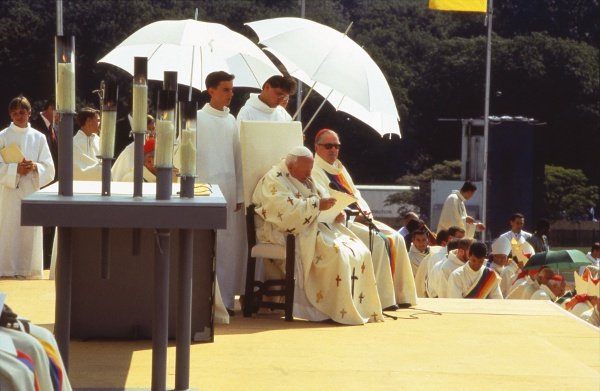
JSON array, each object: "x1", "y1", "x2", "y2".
[
  {"x1": 245, "y1": 17, "x2": 401, "y2": 137},
  {"x1": 98, "y1": 19, "x2": 281, "y2": 91}
]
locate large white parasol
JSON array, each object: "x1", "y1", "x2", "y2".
[{"x1": 245, "y1": 17, "x2": 401, "y2": 137}]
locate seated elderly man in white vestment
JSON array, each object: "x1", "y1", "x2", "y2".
[
  {"x1": 530, "y1": 274, "x2": 565, "y2": 301},
  {"x1": 506, "y1": 267, "x2": 554, "y2": 300},
  {"x1": 311, "y1": 129, "x2": 417, "y2": 309},
  {"x1": 447, "y1": 241, "x2": 503, "y2": 299},
  {"x1": 72, "y1": 107, "x2": 102, "y2": 181},
  {"x1": 252, "y1": 146, "x2": 383, "y2": 325}
]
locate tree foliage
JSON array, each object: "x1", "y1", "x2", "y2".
[{"x1": 544, "y1": 165, "x2": 599, "y2": 220}]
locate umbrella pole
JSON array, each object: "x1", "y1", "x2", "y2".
[
  {"x1": 292, "y1": 82, "x2": 316, "y2": 120},
  {"x1": 302, "y1": 90, "x2": 333, "y2": 133}
]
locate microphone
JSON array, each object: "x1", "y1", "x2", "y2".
[{"x1": 328, "y1": 182, "x2": 379, "y2": 232}]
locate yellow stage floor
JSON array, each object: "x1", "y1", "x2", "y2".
[{"x1": 1, "y1": 276, "x2": 598, "y2": 390}]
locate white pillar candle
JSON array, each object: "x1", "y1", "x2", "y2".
[
  {"x1": 99, "y1": 110, "x2": 117, "y2": 158},
  {"x1": 132, "y1": 84, "x2": 148, "y2": 133},
  {"x1": 155, "y1": 119, "x2": 175, "y2": 167},
  {"x1": 179, "y1": 127, "x2": 196, "y2": 176},
  {"x1": 56, "y1": 62, "x2": 75, "y2": 113}
]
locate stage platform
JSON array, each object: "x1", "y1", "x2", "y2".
[{"x1": 1, "y1": 275, "x2": 598, "y2": 390}]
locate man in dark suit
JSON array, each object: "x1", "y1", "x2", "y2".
[
  {"x1": 30, "y1": 99, "x2": 58, "y2": 269},
  {"x1": 30, "y1": 100, "x2": 59, "y2": 184}
]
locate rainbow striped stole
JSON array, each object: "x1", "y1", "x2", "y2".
[
  {"x1": 465, "y1": 267, "x2": 498, "y2": 299},
  {"x1": 324, "y1": 171, "x2": 359, "y2": 208}
]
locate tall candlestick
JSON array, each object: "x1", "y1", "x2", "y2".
[
  {"x1": 132, "y1": 84, "x2": 148, "y2": 133},
  {"x1": 179, "y1": 127, "x2": 196, "y2": 176},
  {"x1": 99, "y1": 110, "x2": 117, "y2": 158},
  {"x1": 155, "y1": 119, "x2": 175, "y2": 168},
  {"x1": 56, "y1": 62, "x2": 75, "y2": 113}
]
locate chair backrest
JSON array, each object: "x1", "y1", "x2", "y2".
[{"x1": 239, "y1": 120, "x2": 303, "y2": 208}]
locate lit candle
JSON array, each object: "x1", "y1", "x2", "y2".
[
  {"x1": 56, "y1": 62, "x2": 75, "y2": 113},
  {"x1": 99, "y1": 110, "x2": 117, "y2": 158},
  {"x1": 155, "y1": 119, "x2": 175, "y2": 167},
  {"x1": 132, "y1": 84, "x2": 148, "y2": 133},
  {"x1": 179, "y1": 127, "x2": 196, "y2": 176}
]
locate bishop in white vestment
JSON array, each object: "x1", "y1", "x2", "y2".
[
  {"x1": 311, "y1": 129, "x2": 416, "y2": 308},
  {"x1": 0, "y1": 97, "x2": 54, "y2": 278},
  {"x1": 252, "y1": 147, "x2": 383, "y2": 324}
]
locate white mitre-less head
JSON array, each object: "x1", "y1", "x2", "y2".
[{"x1": 288, "y1": 145, "x2": 313, "y2": 158}]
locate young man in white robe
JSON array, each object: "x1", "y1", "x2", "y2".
[
  {"x1": 0, "y1": 96, "x2": 55, "y2": 278},
  {"x1": 236, "y1": 75, "x2": 295, "y2": 124},
  {"x1": 414, "y1": 231, "x2": 448, "y2": 297},
  {"x1": 428, "y1": 238, "x2": 473, "y2": 298},
  {"x1": 436, "y1": 181, "x2": 485, "y2": 239},
  {"x1": 447, "y1": 241, "x2": 503, "y2": 299},
  {"x1": 252, "y1": 146, "x2": 383, "y2": 324},
  {"x1": 498, "y1": 213, "x2": 532, "y2": 246},
  {"x1": 311, "y1": 129, "x2": 416, "y2": 309},
  {"x1": 73, "y1": 107, "x2": 102, "y2": 181},
  {"x1": 192, "y1": 71, "x2": 246, "y2": 319},
  {"x1": 408, "y1": 229, "x2": 430, "y2": 277}
]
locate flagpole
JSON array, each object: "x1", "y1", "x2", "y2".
[{"x1": 482, "y1": 0, "x2": 493, "y2": 240}]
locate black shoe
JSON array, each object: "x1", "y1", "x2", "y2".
[
  {"x1": 396, "y1": 303, "x2": 412, "y2": 309},
  {"x1": 383, "y1": 304, "x2": 399, "y2": 311},
  {"x1": 226, "y1": 308, "x2": 235, "y2": 317}
]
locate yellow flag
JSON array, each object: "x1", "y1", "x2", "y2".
[{"x1": 429, "y1": 0, "x2": 487, "y2": 13}]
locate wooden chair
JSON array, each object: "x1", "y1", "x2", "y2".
[{"x1": 238, "y1": 120, "x2": 303, "y2": 321}]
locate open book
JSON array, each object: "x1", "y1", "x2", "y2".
[
  {"x1": 318, "y1": 188, "x2": 358, "y2": 223},
  {"x1": 0, "y1": 143, "x2": 25, "y2": 163}
]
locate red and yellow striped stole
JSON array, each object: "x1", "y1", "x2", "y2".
[{"x1": 465, "y1": 267, "x2": 498, "y2": 299}]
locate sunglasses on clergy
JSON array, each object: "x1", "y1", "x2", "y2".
[{"x1": 318, "y1": 143, "x2": 341, "y2": 150}]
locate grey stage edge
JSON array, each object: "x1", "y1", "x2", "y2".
[{"x1": 21, "y1": 184, "x2": 227, "y2": 389}]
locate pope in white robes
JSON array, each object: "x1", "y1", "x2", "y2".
[
  {"x1": 446, "y1": 242, "x2": 503, "y2": 299},
  {"x1": 311, "y1": 129, "x2": 416, "y2": 308},
  {"x1": 0, "y1": 97, "x2": 54, "y2": 278},
  {"x1": 436, "y1": 182, "x2": 484, "y2": 239},
  {"x1": 72, "y1": 108, "x2": 102, "y2": 181},
  {"x1": 252, "y1": 146, "x2": 383, "y2": 324}
]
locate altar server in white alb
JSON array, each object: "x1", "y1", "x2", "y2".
[
  {"x1": 252, "y1": 146, "x2": 383, "y2": 324},
  {"x1": 236, "y1": 75, "x2": 296, "y2": 124},
  {"x1": 72, "y1": 107, "x2": 102, "y2": 181},
  {"x1": 195, "y1": 71, "x2": 246, "y2": 316},
  {"x1": 311, "y1": 129, "x2": 417, "y2": 309},
  {"x1": 446, "y1": 241, "x2": 503, "y2": 299},
  {"x1": 437, "y1": 181, "x2": 485, "y2": 239},
  {"x1": 0, "y1": 96, "x2": 55, "y2": 278}
]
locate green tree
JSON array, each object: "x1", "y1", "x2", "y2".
[
  {"x1": 544, "y1": 165, "x2": 599, "y2": 220},
  {"x1": 386, "y1": 160, "x2": 461, "y2": 224}
]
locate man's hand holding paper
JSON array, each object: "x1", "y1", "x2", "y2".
[{"x1": 318, "y1": 188, "x2": 357, "y2": 223}]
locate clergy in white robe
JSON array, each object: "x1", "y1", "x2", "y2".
[
  {"x1": 530, "y1": 280, "x2": 564, "y2": 301},
  {"x1": 447, "y1": 241, "x2": 503, "y2": 299},
  {"x1": 0, "y1": 97, "x2": 54, "y2": 278},
  {"x1": 252, "y1": 146, "x2": 383, "y2": 324},
  {"x1": 436, "y1": 182, "x2": 484, "y2": 239},
  {"x1": 311, "y1": 129, "x2": 416, "y2": 308},
  {"x1": 427, "y1": 238, "x2": 473, "y2": 298},
  {"x1": 506, "y1": 268, "x2": 554, "y2": 300},
  {"x1": 487, "y1": 236, "x2": 513, "y2": 296},
  {"x1": 73, "y1": 107, "x2": 102, "y2": 181},
  {"x1": 415, "y1": 245, "x2": 446, "y2": 297},
  {"x1": 408, "y1": 230, "x2": 430, "y2": 277},
  {"x1": 236, "y1": 75, "x2": 295, "y2": 125},
  {"x1": 189, "y1": 71, "x2": 246, "y2": 314}
]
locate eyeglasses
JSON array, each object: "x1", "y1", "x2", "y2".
[{"x1": 318, "y1": 143, "x2": 341, "y2": 150}]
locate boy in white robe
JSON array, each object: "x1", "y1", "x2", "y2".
[
  {"x1": 236, "y1": 75, "x2": 295, "y2": 124},
  {"x1": 437, "y1": 181, "x2": 485, "y2": 238},
  {"x1": 194, "y1": 71, "x2": 246, "y2": 315},
  {"x1": 73, "y1": 107, "x2": 102, "y2": 181},
  {"x1": 311, "y1": 129, "x2": 416, "y2": 309},
  {"x1": 408, "y1": 229, "x2": 430, "y2": 277},
  {"x1": 252, "y1": 146, "x2": 383, "y2": 324},
  {"x1": 0, "y1": 96, "x2": 54, "y2": 278},
  {"x1": 447, "y1": 241, "x2": 503, "y2": 299}
]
